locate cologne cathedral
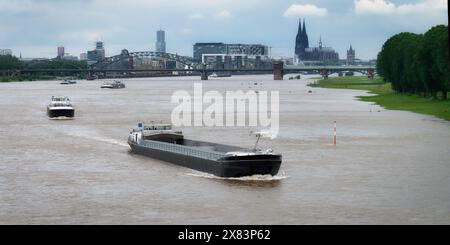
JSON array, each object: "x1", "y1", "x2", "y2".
[{"x1": 295, "y1": 19, "x2": 339, "y2": 64}]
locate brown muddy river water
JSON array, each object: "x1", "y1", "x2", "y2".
[{"x1": 0, "y1": 75, "x2": 449, "y2": 224}]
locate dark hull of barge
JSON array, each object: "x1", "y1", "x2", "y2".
[
  {"x1": 128, "y1": 139, "x2": 281, "y2": 178},
  {"x1": 47, "y1": 108, "x2": 75, "y2": 118}
]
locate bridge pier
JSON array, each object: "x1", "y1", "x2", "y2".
[
  {"x1": 320, "y1": 69, "x2": 329, "y2": 79},
  {"x1": 200, "y1": 64, "x2": 208, "y2": 80},
  {"x1": 201, "y1": 71, "x2": 208, "y2": 80},
  {"x1": 86, "y1": 71, "x2": 95, "y2": 80},
  {"x1": 367, "y1": 69, "x2": 375, "y2": 80},
  {"x1": 273, "y1": 61, "x2": 284, "y2": 80}
]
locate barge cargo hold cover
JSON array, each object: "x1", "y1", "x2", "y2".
[{"x1": 128, "y1": 123, "x2": 282, "y2": 178}]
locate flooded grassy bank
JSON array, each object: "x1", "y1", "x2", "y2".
[{"x1": 309, "y1": 76, "x2": 450, "y2": 121}]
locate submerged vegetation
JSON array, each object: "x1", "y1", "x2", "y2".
[
  {"x1": 309, "y1": 76, "x2": 450, "y2": 121},
  {"x1": 310, "y1": 24, "x2": 449, "y2": 121}
]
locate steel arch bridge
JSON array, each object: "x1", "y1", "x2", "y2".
[{"x1": 90, "y1": 50, "x2": 201, "y2": 70}]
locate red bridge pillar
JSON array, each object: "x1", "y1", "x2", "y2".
[
  {"x1": 200, "y1": 64, "x2": 208, "y2": 80},
  {"x1": 367, "y1": 69, "x2": 374, "y2": 80},
  {"x1": 129, "y1": 56, "x2": 134, "y2": 70},
  {"x1": 273, "y1": 61, "x2": 284, "y2": 80},
  {"x1": 86, "y1": 71, "x2": 93, "y2": 80},
  {"x1": 201, "y1": 71, "x2": 208, "y2": 80},
  {"x1": 320, "y1": 69, "x2": 329, "y2": 79}
]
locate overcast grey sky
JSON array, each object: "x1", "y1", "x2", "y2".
[{"x1": 0, "y1": 0, "x2": 447, "y2": 60}]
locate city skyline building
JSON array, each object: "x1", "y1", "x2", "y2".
[
  {"x1": 193, "y1": 42, "x2": 271, "y2": 69},
  {"x1": 57, "y1": 46, "x2": 65, "y2": 58},
  {"x1": 95, "y1": 41, "x2": 105, "y2": 60},
  {"x1": 80, "y1": 53, "x2": 87, "y2": 61},
  {"x1": 156, "y1": 30, "x2": 166, "y2": 53},
  {"x1": 193, "y1": 43, "x2": 269, "y2": 61},
  {"x1": 87, "y1": 41, "x2": 106, "y2": 65},
  {"x1": 0, "y1": 49, "x2": 13, "y2": 56},
  {"x1": 193, "y1": 43, "x2": 227, "y2": 61},
  {"x1": 62, "y1": 55, "x2": 78, "y2": 61}
]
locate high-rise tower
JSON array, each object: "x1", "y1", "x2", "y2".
[
  {"x1": 95, "y1": 41, "x2": 105, "y2": 60},
  {"x1": 57, "y1": 46, "x2": 65, "y2": 58},
  {"x1": 156, "y1": 30, "x2": 166, "y2": 53}
]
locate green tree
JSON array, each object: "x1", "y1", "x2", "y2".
[
  {"x1": 378, "y1": 33, "x2": 408, "y2": 92},
  {"x1": 418, "y1": 25, "x2": 449, "y2": 99},
  {"x1": 378, "y1": 25, "x2": 449, "y2": 99},
  {"x1": 24, "y1": 59, "x2": 87, "y2": 70},
  {"x1": 0, "y1": 55, "x2": 22, "y2": 70},
  {"x1": 400, "y1": 33, "x2": 423, "y2": 94}
]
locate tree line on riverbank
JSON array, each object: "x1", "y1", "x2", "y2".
[
  {"x1": 377, "y1": 25, "x2": 448, "y2": 100},
  {"x1": 0, "y1": 55, "x2": 87, "y2": 82}
]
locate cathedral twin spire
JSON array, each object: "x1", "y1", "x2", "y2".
[
  {"x1": 295, "y1": 18, "x2": 309, "y2": 58},
  {"x1": 302, "y1": 19, "x2": 307, "y2": 36}
]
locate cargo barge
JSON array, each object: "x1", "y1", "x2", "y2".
[{"x1": 128, "y1": 123, "x2": 282, "y2": 178}]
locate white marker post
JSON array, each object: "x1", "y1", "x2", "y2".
[{"x1": 333, "y1": 121, "x2": 337, "y2": 146}]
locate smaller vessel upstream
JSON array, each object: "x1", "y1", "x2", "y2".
[
  {"x1": 128, "y1": 123, "x2": 282, "y2": 178},
  {"x1": 101, "y1": 80, "x2": 126, "y2": 89},
  {"x1": 209, "y1": 72, "x2": 232, "y2": 78},
  {"x1": 60, "y1": 79, "x2": 77, "y2": 85},
  {"x1": 47, "y1": 96, "x2": 75, "y2": 118}
]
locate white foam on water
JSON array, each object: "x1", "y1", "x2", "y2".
[
  {"x1": 187, "y1": 171, "x2": 288, "y2": 181},
  {"x1": 89, "y1": 136, "x2": 129, "y2": 147},
  {"x1": 49, "y1": 117, "x2": 75, "y2": 121},
  {"x1": 64, "y1": 130, "x2": 129, "y2": 147}
]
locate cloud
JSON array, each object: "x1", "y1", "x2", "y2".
[
  {"x1": 283, "y1": 4, "x2": 328, "y2": 18},
  {"x1": 396, "y1": 0, "x2": 448, "y2": 14},
  {"x1": 58, "y1": 30, "x2": 103, "y2": 43},
  {"x1": 214, "y1": 10, "x2": 233, "y2": 20},
  {"x1": 92, "y1": 0, "x2": 264, "y2": 11},
  {"x1": 354, "y1": 0, "x2": 395, "y2": 14},
  {"x1": 0, "y1": 0, "x2": 37, "y2": 13},
  {"x1": 354, "y1": 0, "x2": 447, "y2": 15},
  {"x1": 0, "y1": 0, "x2": 265, "y2": 14},
  {"x1": 188, "y1": 13, "x2": 204, "y2": 20},
  {"x1": 58, "y1": 26, "x2": 124, "y2": 44},
  {"x1": 180, "y1": 28, "x2": 193, "y2": 35},
  {"x1": 0, "y1": 0, "x2": 63, "y2": 14}
]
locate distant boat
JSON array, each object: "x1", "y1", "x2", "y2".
[
  {"x1": 60, "y1": 79, "x2": 77, "y2": 85},
  {"x1": 209, "y1": 72, "x2": 232, "y2": 78},
  {"x1": 86, "y1": 75, "x2": 96, "y2": 81},
  {"x1": 128, "y1": 123, "x2": 282, "y2": 178},
  {"x1": 288, "y1": 75, "x2": 301, "y2": 80},
  {"x1": 101, "y1": 80, "x2": 126, "y2": 89},
  {"x1": 47, "y1": 96, "x2": 75, "y2": 118}
]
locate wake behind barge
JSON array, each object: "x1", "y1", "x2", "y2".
[{"x1": 128, "y1": 124, "x2": 281, "y2": 178}]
